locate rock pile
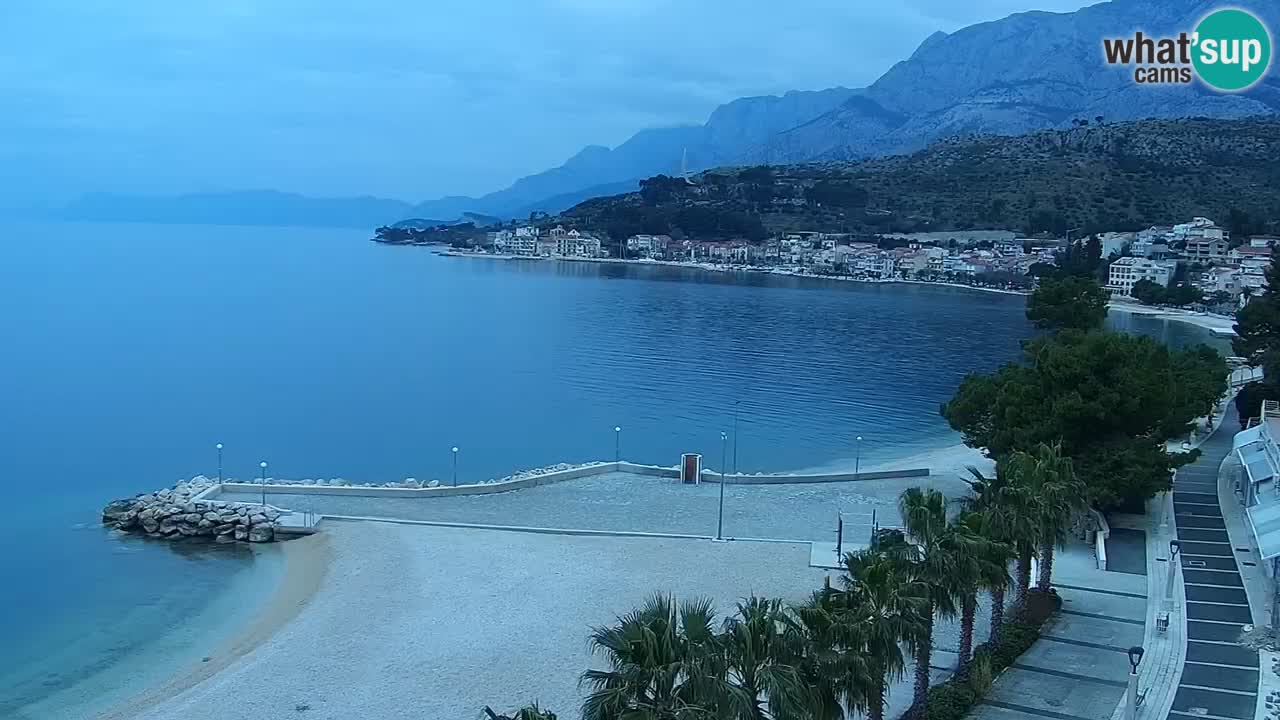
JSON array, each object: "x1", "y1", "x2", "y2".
[
  {"x1": 102, "y1": 476, "x2": 282, "y2": 543},
  {"x1": 501, "y1": 462, "x2": 606, "y2": 483}
]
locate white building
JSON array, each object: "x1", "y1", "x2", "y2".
[
  {"x1": 1096, "y1": 232, "x2": 1134, "y2": 258},
  {"x1": 1108, "y1": 257, "x2": 1174, "y2": 295},
  {"x1": 1232, "y1": 401, "x2": 1280, "y2": 570},
  {"x1": 1197, "y1": 267, "x2": 1242, "y2": 296},
  {"x1": 1172, "y1": 217, "x2": 1220, "y2": 243}
]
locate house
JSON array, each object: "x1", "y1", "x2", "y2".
[
  {"x1": 1131, "y1": 226, "x2": 1172, "y2": 258},
  {"x1": 1197, "y1": 267, "x2": 1242, "y2": 296},
  {"x1": 1230, "y1": 243, "x2": 1272, "y2": 267},
  {"x1": 1107, "y1": 257, "x2": 1174, "y2": 296},
  {"x1": 536, "y1": 238, "x2": 559, "y2": 256},
  {"x1": 1183, "y1": 237, "x2": 1230, "y2": 264},
  {"x1": 895, "y1": 249, "x2": 931, "y2": 276},
  {"x1": 489, "y1": 229, "x2": 514, "y2": 252},
  {"x1": 1172, "y1": 217, "x2": 1224, "y2": 244},
  {"x1": 555, "y1": 229, "x2": 601, "y2": 258},
  {"x1": 626, "y1": 234, "x2": 672, "y2": 258},
  {"x1": 1096, "y1": 231, "x2": 1135, "y2": 257},
  {"x1": 994, "y1": 241, "x2": 1025, "y2": 257}
]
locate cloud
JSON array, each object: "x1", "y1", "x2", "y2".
[{"x1": 0, "y1": 0, "x2": 1096, "y2": 204}]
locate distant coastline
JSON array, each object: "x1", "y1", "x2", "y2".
[
  {"x1": 437, "y1": 250, "x2": 1246, "y2": 333},
  {"x1": 436, "y1": 249, "x2": 1032, "y2": 298}
]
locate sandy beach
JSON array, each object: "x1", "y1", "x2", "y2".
[
  {"x1": 96, "y1": 535, "x2": 330, "y2": 720},
  {"x1": 800, "y1": 440, "x2": 993, "y2": 481},
  {"x1": 95, "y1": 438, "x2": 996, "y2": 720},
  {"x1": 1108, "y1": 301, "x2": 1238, "y2": 337},
  {"x1": 120, "y1": 521, "x2": 979, "y2": 720}
]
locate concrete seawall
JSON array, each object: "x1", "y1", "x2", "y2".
[{"x1": 212, "y1": 462, "x2": 930, "y2": 500}]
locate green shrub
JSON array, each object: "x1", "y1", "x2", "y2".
[
  {"x1": 967, "y1": 656, "x2": 994, "y2": 696},
  {"x1": 925, "y1": 683, "x2": 977, "y2": 720},
  {"x1": 916, "y1": 590, "x2": 1061, "y2": 720}
]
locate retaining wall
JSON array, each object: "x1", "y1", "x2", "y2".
[{"x1": 212, "y1": 462, "x2": 931, "y2": 501}]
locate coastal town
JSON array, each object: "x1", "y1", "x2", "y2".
[{"x1": 375, "y1": 214, "x2": 1277, "y2": 310}]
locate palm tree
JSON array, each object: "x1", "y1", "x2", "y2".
[
  {"x1": 786, "y1": 591, "x2": 876, "y2": 720},
  {"x1": 483, "y1": 703, "x2": 558, "y2": 720},
  {"x1": 895, "y1": 487, "x2": 963, "y2": 713},
  {"x1": 951, "y1": 511, "x2": 1012, "y2": 668},
  {"x1": 580, "y1": 594, "x2": 720, "y2": 720},
  {"x1": 718, "y1": 597, "x2": 810, "y2": 720},
  {"x1": 1010, "y1": 443, "x2": 1086, "y2": 591},
  {"x1": 839, "y1": 547, "x2": 929, "y2": 720},
  {"x1": 963, "y1": 464, "x2": 1039, "y2": 613}
]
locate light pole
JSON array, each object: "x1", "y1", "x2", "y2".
[
  {"x1": 259, "y1": 461, "x2": 268, "y2": 506},
  {"x1": 732, "y1": 400, "x2": 740, "y2": 475},
  {"x1": 855, "y1": 436, "x2": 863, "y2": 475},
  {"x1": 1165, "y1": 539, "x2": 1181, "y2": 604},
  {"x1": 216, "y1": 443, "x2": 223, "y2": 483},
  {"x1": 717, "y1": 431, "x2": 727, "y2": 541},
  {"x1": 452, "y1": 446, "x2": 459, "y2": 486},
  {"x1": 1125, "y1": 646, "x2": 1144, "y2": 720},
  {"x1": 614, "y1": 426, "x2": 621, "y2": 463}
]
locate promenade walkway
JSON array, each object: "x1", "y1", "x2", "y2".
[
  {"x1": 217, "y1": 470, "x2": 972, "y2": 544},
  {"x1": 971, "y1": 547, "x2": 1147, "y2": 720},
  {"x1": 1167, "y1": 406, "x2": 1261, "y2": 720}
]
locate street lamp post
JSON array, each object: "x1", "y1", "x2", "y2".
[
  {"x1": 717, "y1": 431, "x2": 727, "y2": 541},
  {"x1": 732, "y1": 400, "x2": 740, "y2": 475},
  {"x1": 259, "y1": 461, "x2": 268, "y2": 506},
  {"x1": 216, "y1": 443, "x2": 223, "y2": 484},
  {"x1": 1165, "y1": 540, "x2": 1182, "y2": 603},
  {"x1": 452, "y1": 447, "x2": 459, "y2": 486},
  {"x1": 855, "y1": 436, "x2": 863, "y2": 475},
  {"x1": 1125, "y1": 646, "x2": 1144, "y2": 720},
  {"x1": 614, "y1": 426, "x2": 621, "y2": 463}
]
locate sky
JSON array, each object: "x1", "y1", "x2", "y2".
[{"x1": 0, "y1": 0, "x2": 1096, "y2": 206}]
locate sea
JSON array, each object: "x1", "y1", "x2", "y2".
[{"x1": 0, "y1": 220, "x2": 1231, "y2": 718}]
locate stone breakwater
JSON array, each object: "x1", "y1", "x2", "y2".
[{"x1": 102, "y1": 476, "x2": 283, "y2": 543}]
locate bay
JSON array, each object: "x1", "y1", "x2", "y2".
[{"x1": 0, "y1": 220, "x2": 1228, "y2": 717}]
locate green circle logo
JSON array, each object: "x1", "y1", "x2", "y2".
[{"x1": 1193, "y1": 8, "x2": 1272, "y2": 91}]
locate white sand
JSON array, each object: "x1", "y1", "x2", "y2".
[
  {"x1": 1108, "y1": 302, "x2": 1237, "y2": 336},
  {"x1": 124, "y1": 522, "x2": 977, "y2": 720},
  {"x1": 800, "y1": 441, "x2": 993, "y2": 483}
]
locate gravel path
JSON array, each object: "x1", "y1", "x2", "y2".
[
  {"x1": 127, "y1": 522, "x2": 982, "y2": 720},
  {"x1": 218, "y1": 471, "x2": 973, "y2": 543}
]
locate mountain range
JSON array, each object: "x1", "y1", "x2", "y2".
[{"x1": 59, "y1": 0, "x2": 1280, "y2": 228}]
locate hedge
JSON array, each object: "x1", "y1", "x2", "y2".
[{"x1": 921, "y1": 588, "x2": 1063, "y2": 720}]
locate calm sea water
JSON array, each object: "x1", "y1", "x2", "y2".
[{"x1": 0, "y1": 221, "x2": 1228, "y2": 717}]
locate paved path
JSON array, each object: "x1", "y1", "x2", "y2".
[
  {"x1": 1168, "y1": 405, "x2": 1261, "y2": 720},
  {"x1": 971, "y1": 547, "x2": 1147, "y2": 720}
]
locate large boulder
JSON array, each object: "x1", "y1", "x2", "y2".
[
  {"x1": 102, "y1": 499, "x2": 136, "y2": 522},
  {"x1": 247, "y1": 525, "x2": 274, "y2": 543}
]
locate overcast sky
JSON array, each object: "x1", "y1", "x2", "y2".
[{"x1": 0, "y1": 0, "x2": 1096, "y2": 205}]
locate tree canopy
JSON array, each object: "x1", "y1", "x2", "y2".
[
  {"x1": 1024, "y1": 274, "x2": 1108, "y2": 332},
  {"x1": 1234, "y1": 252, "x2": 1280, "y2": 380},
  {"x1": 1131, "y1": 279, "x2": 1203, "y2": 307},
  {"x1": 941, "y1": 331, "x2": 1226, "y2": 510}
]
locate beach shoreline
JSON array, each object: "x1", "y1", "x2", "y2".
[
  {"x1": 1107, "y1": 301, "x2": 1238, "y2": 337},
  {"x1": 103, "y1": 439, "x2": 979, "y2": 718},
  {"x1": 439, "y1": 250, "x2": 1031, "y2": 297},
  {"x1": 95, "y1": 533, "x2": 331, "y2": 720}
]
